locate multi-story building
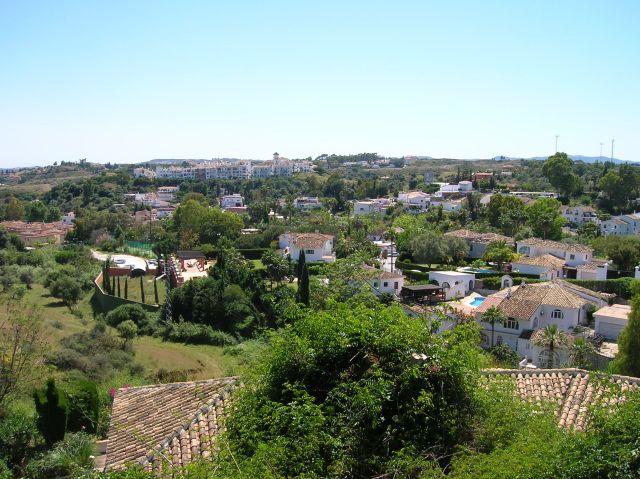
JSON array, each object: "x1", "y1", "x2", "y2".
[
  {"x1": 221, "y1": 194, "x2": 244, "y2": 209},
  {"x1": 397, "y1": 191, "x2": 430, "y2": 211},
  {"x1": 601, "y1": 213, "x2": 640, "y2": 236},
  {"x1": 157, "y1": 186, "x2": 179, "y2": 202},
  {"x1": 561, "y1": 206, "x2": 600, "y2": 227},
  {"x1": 294, "y1": 196, "x2": 322, "y2": 209},
  {"x1": 516, "y1": 238, "x2": 593, "y2": 267}
]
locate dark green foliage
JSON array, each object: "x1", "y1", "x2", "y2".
[
  {"x1": 0, "y1": 459, "x2": 9, "y2": 479},
  {"x1": 613, "y1": 289, "x2": 640, "y2": 377},
  {"x1": 566, "y1": 277, "x2": 637, "y2": 299},
  {"x1": 238, "y1": 248, "x2": 270, "y2": 260},
  {"x1": 111, "y1": 276, "x2": 116, "y2": 296},
  {"x1": 26, "y1": 432, "x2": 95, "y2": 479},
  {"x1": 54, "y1": 250, "x2": 76, "y2": 264},
  {"x1": 0, "y1": 413, "x2": 39, "y2": 474},
  {"x1": 49, "y1": 275, "x2": 83, "y2": 307},
  {"x1": 162, "y1": 323, "x2": 238, "y2": 346},
  {"x1": 296, "y1": 249, "x2": 306, "y2": 280},
  {"x1": 33, "y1": 379, "x2": 69, "y2": 446},
  {"x1": 297, "y1": 264, "x2": 310, "y2": 306},
  {"x1": 481, "y1": 276, "x2": 543, "y2": 289},
  {"x1": 223, "y1": 303, "x2": 483, "y2": 478},
  {"x1": 103, "y1": 259, "x2": 111, "y2": 294},
  {"x1": 117, "y1": 276, "x2": 121, "y2": 297},
  {"x1": 105, "y1": 304, "x2": 155, "y2": 334},
  {"x1": 488, "y1": 344, "x2": 520, "y2": 368},
  {"x1": 124, "y1": 278, "x2": 128, "y2": 299},
  {"x1": 66, "y1": 380, "x2": 100, "y2": 434},
  {"x1": 139, "y1": 276, "x2": 145, "y2": 303}
]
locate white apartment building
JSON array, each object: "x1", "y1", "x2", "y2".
[
  {"x1": 221, "y1": 194, "x2": 244, "y2": 209},
  {"x1": 397, "y1": 191, "x2": 430, "y2": 211},
  {"x1": 294, "y1": 196, "x2": 322, "y2": 209},
  {"x1": 561, "y1": 206, "x2": 600, "y2": 227},
  {"x1": 601, "y1": 213, "x2": 640, "y2": 236}
]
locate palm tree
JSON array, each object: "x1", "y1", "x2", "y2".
[
  {"x1": 569, "y1": 337, "x2": 596, "y2": 369},
  {"x1": 533, "y1": 324, "x2": 568, "y2": 369},
  {"x1": 482, "y1": 240, "x2": 515, "y2": 272},
  {"x1": 482, "y1": 306, "x2": 508, "y2": 348}
]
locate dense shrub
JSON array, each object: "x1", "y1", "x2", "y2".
[
  {"x1": 0, "y1": 413, "x2": 39, "y2": 473},
  {"x1": 105, "y1": 304, "x2": 157, "y2": 334},
  {"x1": 0, "y1": 459, "x2": 10, "y2": 479},
  {"x1": 54, "y1": 250, "x2": 77, "y2": 264},
  {"x1": 163, "y1": 322, "x2": 238, "y2": 346},
  {"x1": 488, "y1": 344, "x2": 521, "y2": 368},
  {"x1": 566, "y1": 277, "x2": 637, "y2": 299},
  {"x1": 33, "y1": 379, "x2": 69, "y2": 447},
  {"x1": 238, "y1": 248, "x2": 270, "y2": 260},
  {"x1": 66, "y1": 380, "x2": 100, "y2": 434},
  {"x1": 26, "y1": 432, "x2": 95, "y2": 479}
]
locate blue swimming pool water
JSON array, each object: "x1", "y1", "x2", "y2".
[{"x1": 469, "y1": 297, "x2": 486, "y2": 308}]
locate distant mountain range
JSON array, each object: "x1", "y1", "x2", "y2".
[{"x1": 496, "y1": 155, "x2": 633, "y2": 164}]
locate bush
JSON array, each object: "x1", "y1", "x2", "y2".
[
  {"x1": 0, "y1": 413, "x2": 39, "y2": 472},
  {"x1": 163, "y1": 322, "x2": 238, "y2": 346},
  {"x1": 66, "y1": 380, "x2": 100, "y2": 434},
  {"x1": 54, "y1": 250, "x2": 77, "y2": 264},
  {"x1": 33, "y1": 379, "x2": 69, "y2": 446},
  {"x1": 105, "y1": 304, "x2": 150, "y2": 331},
  {"x1": 238, "y1": 248, "x2": 270, "y2": 260},
  {"x1": 26, "y1": 432, "x2": 95, "y2": 479},
  {"x1": 566, "y1": 277, "x2": 637, "y2": 299},
  {"x1": 0, "y1": 460, "x2": 10, "y2": 479},
  {"x1": 488, "y1": 344, "x2": 521, "y2": 368}
]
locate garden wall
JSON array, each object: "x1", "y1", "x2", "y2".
[{"x1": 93, "y1": 271, "x2": 160, "y2": 314}]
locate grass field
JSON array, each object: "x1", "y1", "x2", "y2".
[{"x1": 108, "y1": 275, "x2": 166, "y2": 305}]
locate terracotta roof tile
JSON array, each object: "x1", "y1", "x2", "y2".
[
  {"x1": 483, "y1": 369, "x2": 640, "y2": 430},
  {"x1": 512, "y1": 254, "x2": 565, "y2": 269},
  {"x1": 518, "y1": 238, "x2": 592, "y2": 253},
  {"x1": 105, "y1": 377, "x2": 238, "y2": 471},
  {"x1": 445, "y1": 229, "x2": 513, "y2": 244}
]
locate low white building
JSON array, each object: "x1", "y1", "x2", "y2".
[
  {"x1": 362, "y1": 265, "x2": 404, "y2": 296},
  {"x1": 397, "y1": 191, "x2": 430, "y2": 211},
  {"x1": 293, "y1": 197, "x2": 322, "y2": 209},
  {"x1": 221, "y1": 194, "x2": 244, "y2": 209},
  {"x1": 279, "y1": 232, "x2": 335, "y2": 262},
  {"x1": 157, "y1": 186, "x2": 179, "y2": 202},
  {"x1": 594, "y1": 304, "x2": 631, "y2": 341},
  {"x1": 575, "y1": 260, "x2": 608, "y2": 281},
  {"x1": 562, "y1": 206, "x2": 600, "y2": 227},
  {"x1": 428, "y1": 271, "x2": 475, "y2": 300},
  {"x1": 353, "y1": 198, "x2": 393, "y2": 215},
  {"x1": 516, "y1": 238, "x2": 593, "y2": 267},
  {"x1": 511, "y1": 254, "x2": 565, "y2": 280},
  {"x1": 62, "y1": 211, "x2": 75, "y2": 225}
]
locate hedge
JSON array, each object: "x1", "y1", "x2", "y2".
[
  {"x1": 239, "y1": 248, "x2": 270, "y2": 260},
  {"x1": 566, "y1": 277, "x2": 638, "y2": 300}
]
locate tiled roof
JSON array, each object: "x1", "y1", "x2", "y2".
[
  {"x1": 477, "y1": 282, "x2": 587, "y2": 321},
  {"x1": 105, "y1": 377, "x2": 238, "y2": 471},
  {"x1": 445, "y1": 229, "x2": 513, "y2": 244},
  {"x1": 576, "y1": 260, "x2": 608, "y2": 270},
  {"x1": 482, "y1": 369, "x2": 640, "y2": 430},
  {"x1": 517, "y1": 238, "x2": 592, "y2": 253},
  {"x1": 285, "y1": 232, "x2": 334, "y2": 249},
  {"x1": 512, "y1": 254, "x2": 565, "y2": 270}
]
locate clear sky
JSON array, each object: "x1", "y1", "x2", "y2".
[{"x1": 1, "y1": 0, "x2": 638, "y2": 167}]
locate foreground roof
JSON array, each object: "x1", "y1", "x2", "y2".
[
  {"x1": 482, "y1": 369, "x2": 639, "y2": 430},
  {"x1": 105, "y1": 377, "x2": 238, "y2": 471}
]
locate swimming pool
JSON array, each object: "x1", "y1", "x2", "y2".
[{"x1": 469, "y1": 297, "x2": 486, "y2": 308}]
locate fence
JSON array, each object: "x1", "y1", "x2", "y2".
[{"x1": 93, "y1": 271, "x2": 160, "y2": 314}]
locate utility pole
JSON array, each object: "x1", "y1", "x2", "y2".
[{"x1": 555, "y1": 135, "x2": 559, "y2": 153}]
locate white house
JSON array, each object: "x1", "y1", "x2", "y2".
[
  {"x1": 516, "y1": 238, "x2": 593, "y2": 267},
  {"x1": 397, "y1": 191, "x2": 430, "y2": 211},
  {"x1": 475, "y1": 280, "x2": 607, "y2": 357},
  {"x1": 221, "y1": 194, "x2": 244, "y2": 209},
  {"x1": 353, "y1": 198, "x2": 394, "y2": 215},
  {"x1": 600, "y1": 213, "x2": 640, "y2": 236},
  {"x1": 575, "y1": 260, "x2": 609, "y2": 281},
  {"x1": 362, "y1": 265, "x2": 404, "y2": 296},
  {"x1": 279, "y1": 232, "x2": 335, "y2": 262},
  {"x1": 157, "y1": 186, "x2": 179, "y2": 202},
  {"x1": 561, "y1": 206, "x2": 600, "y2": 227},
  {"x1": 511, "y1": 254, "x2": 565, "y2": 280},
  {"x1": 594, "y1": 304, "x2": 631, "y2": 341},
  {"x1": 444, "y1": 230, "x2": 513, "y2": 259},
  {"x1": 62, "y1": 211, "x2": 75, "y2": 225},
  {"x1": 293, "y1": 197, "x2": 322, "y2": 209},
  {"x1": 428, "y1": 271, "x2": 475, "y2": 300}
]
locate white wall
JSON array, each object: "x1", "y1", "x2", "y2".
[{"x1": 429, "y1": 272, "x2": 475, "y2": 300}]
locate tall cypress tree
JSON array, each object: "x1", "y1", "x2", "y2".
[
  {"x1": 297, "y1": 264, "x2": 310, "y2": 307},
  {"x1": 33, "y1": 379, "x2": 69, "y2": 447},
  {"x1": 117, "y1": 276, "x2": 121, "y2": 297},
  {"x1": 296, "y1": 250, "x2": 306, "y2": 279},
  {"x1": 124, "y1": 278, "x2": 128, "y2": 299},
  {"x1": 103, "y1": 258, "x2": 111, "y2": 294},
  {"x1": 111, "y1": 276, "x2": 116, "y2": 296},
  {"x1": 140, "y1": 276, "x2": 145, "y2": 303},
  {"x1": 153, "y1": 278, "x2": 159, "y2": 304},
  {"x1": 613, "y1": 292, "x2": 640, "y2": 376}
]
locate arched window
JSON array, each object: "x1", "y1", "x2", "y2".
[
  {"x1": 518, "y1": 246, "x2": 530, "y2": 255},
  {"x1": 551, "y1": 309, "x2": 563, "y2": 319},
  {"x1": 441, "y1": 282, "x2": 451, "y2": 290}
]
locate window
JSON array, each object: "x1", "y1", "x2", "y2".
[
  {"x1": 569, "y1": 254, "x2": 575, "y2": 260},
  {"x1": 441, "y1": 282, "x2": 451, "y2": 290},
  {"x1": 383, "y1": 282, "x2": 388, "y2": 287},
  {"x1": 497, "y1": 336, "x2": 504, "y2": 345},
  {"x1": 373, "y1": 282, "x2": 378, "y2": 288},
  {"x1": 505, "y1": 318, "x2": 519, "y2": 330},
  {"x1": 394, "y1": 282, "x2": 399, "y2": 289},
  {"x1": 305, "y1": 249, "x2": 315, "y2": 254},
  {"x1": 551, "y1": 309, "x2": 563, "y2": 319}
]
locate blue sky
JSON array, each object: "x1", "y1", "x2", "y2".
[{"x1": 1, "y1": 0, "x2": 638, "y2": 166}]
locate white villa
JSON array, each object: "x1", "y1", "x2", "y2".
[
  {"x1": 511, "y1": 254, "x2": 565, "y2": 280},
  {"x1": 397, "y1": 191, "x2": 430, "y2": 211},
  {"x1": 516, "y1": 238, "x2": 593, "y2": 267},
  {"x1": 279, "y1": 232, "x2": 335, "y2": 263},
  {"x1": 221, "y1": 194, "x2": 244, "y2": 209},
  {"x1": 293, "y1": 197, "x2": 322, "y2": 209},
  {"x1": 561, "y1": 206, "x2": 600, "y2": 226},
  {"x1": 353, "y1": 198, "x2": 394, "y2": 215},
  {"x1": 601, "y1": 213, "x2": 640, "y2": 236},
  {"x1": 361, "y1": 265, "x2": 404, "y2": 296},
  {"x1": 157, "y1": 186, "x2": 179, "y2": 202},
  {"x1": 428, "y1": 271, "x2": 475, "y2": 300}
]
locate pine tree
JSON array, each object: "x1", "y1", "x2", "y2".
[
  {"x1": 297, "y1": 264, "x2": 310, "y2": 307},
  {"x1": 153, "y1": 278, "x2": 159, "y2": 304},
  {"x1": 111, "y1": 276, "x2": 116, "y2": 296},
  {"x1": 613, "y1": 293, "x2": 640, "y2": 376},
  {"x1": 140, "y1": 276, "x2": 145, "y2": 303},
  {"x1": 124, "y1": 278, "x2": 128, "y2": 299}
]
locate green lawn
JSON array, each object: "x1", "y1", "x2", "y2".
[{"x1": 107, "y1": 275, "x2": 166, "y2": 305}]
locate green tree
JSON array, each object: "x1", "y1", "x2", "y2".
[
  {"x1": 481, "y1": 306, "x2": 507, "y2": 348},
  {"x1": 445, "y1": 236, "x2": 470, "y2": 265},
  {"x1": 66, "y1": 380, "x2": 100, "y2": 434},
  {"x1": 577, "y1": 221, "x2": 600, "y2": 239},
  {"x1": 604, "y1": 236, "x2": 640, "y2": 271},
  {"x1": 296, "y1": 249, "x2": 307, "y2": 280},
  {"x1": 26, "y1": 200, "x2": 48, "y2": 222},
  {"x1": 613, "y1": 289, "x2": 640, "y2": 376},
  {"x1": 117, "y1": 276, "x2": 121, "y2": 297},
  {"x1": 262, "y1": 250, "x2": 291, "y2": 287},
  {"x1": 569, "y1": 337, "x2": 595, "y2": 369},
  {"x1": 5, "y1": 197, "x2": 24, "y2": 221},
  {"x1": 139, "y1": 276, "x2": 145, "y2": 303},
  {"x1": 542, "y1": 152, "x2": 579, "y2": 200},
  {"x1": 33, "y1": 379, "x2": 69, "y2": 446},
  {"x1": 482, "y1": 240, "x2": 515, "y2": 272},
  {"x1": 124, "y1": 278, "x2": 128, "y2": 299},
  {"x1": 409, "y1": 231, "x2": 447, "y2": 265},
  {"x1": 526, "y1": 197, "x2": 565, "y2": 240},
  {"x1": 533, "y1": 324, "x2": 568, "y2": 369},
  {"x1": 49, "y1": 276, "x2": 82, "y2": 309},
  {"x1": 44, "y1": 206, "x2": 62, "y2": 222},
  {"x1": 117, "y1": 320, "x2": 138, "y2": 345},
  {"x1": 153, "y1": 278, "x2": 159, "y2": 304},
  {"x1": 297, "y1": 264, "x2": 310, "y2": 306}
]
